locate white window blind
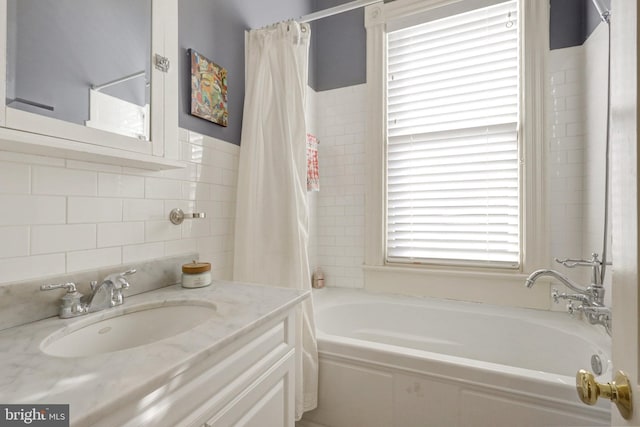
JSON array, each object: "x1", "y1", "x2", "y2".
[{"x1": 386, "y1": 0, "x2": 520, "y2": 267}]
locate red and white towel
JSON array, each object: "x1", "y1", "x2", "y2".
[{"x1": 306, "y1": 133, "x2": 319, "y2": 191}]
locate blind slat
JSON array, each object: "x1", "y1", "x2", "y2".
[{"x1": 386, "y1": 0, "x2": 520, "y2": 266}]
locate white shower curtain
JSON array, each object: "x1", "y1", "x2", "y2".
[{"x1": 233, "y1": 21, "x2": 318, "y2": 418}]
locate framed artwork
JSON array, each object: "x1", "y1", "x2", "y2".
[{"x1": 190, "y1": 49, "x2": 228, "y2": 127}]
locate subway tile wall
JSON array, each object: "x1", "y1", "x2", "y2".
[
  {"x1": 547, "y1": 24, "x2": 608, "y2": 291},
  {"x1": 307, "y1": 87, "x2": 319, "y2": 278},
  {"x1": 582, "y1": 23, "x2": 609, "y2": 279},
  {"x1": 312, "y1": 84, "x2": 367, "y2": 288},
  {"x1": 0, "y1": 129, "x2": 238, "y2": 285},
  {"x1": 547, "y1": 44, "x2": 585, "y2": 280}
]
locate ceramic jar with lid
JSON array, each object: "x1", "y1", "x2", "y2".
[{"x1": 181, "y1": 261, "x2": 212, "y2": 288}]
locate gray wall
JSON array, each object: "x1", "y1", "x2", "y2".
[
  {"x1": 584, "y1": 0, "x2": 610, "y2": 36},
  {"x1": 310, "y1": 0, "x2": 366, "y2": 92},
  {"x1": 550, "y1": 0, "x2": 610, "y2": 50},
  {"x1": 178, "y1": 0, "x2": 314, "y2": 146},
  {"x1": 310, "y1": 0, "x2": 612, "y2": 91},
  {"x1": 8, "y1": 0, "x2": 150, "y2": 125},
  {"x1": 550, "y1": 0, "x2": 586, "y2": 49}
]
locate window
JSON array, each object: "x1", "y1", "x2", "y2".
[
  {"x1": 364, "y1": 0, "x2": 546, "y2": 281},
  {"x1": 385, "y1": 1, "x2": 520, "y2": 268}
]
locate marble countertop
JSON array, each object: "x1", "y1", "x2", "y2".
[{"x1": 0, "y1": 281, "x2": 309, "y2": 426}]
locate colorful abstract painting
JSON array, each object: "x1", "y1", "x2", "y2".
[{"x1": 190, "y1": 49, "x2": 228, "y2": 127}]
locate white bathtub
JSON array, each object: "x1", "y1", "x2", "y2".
[{"x1": 301, "y1": 288, "x2": 611, "y2": 427}]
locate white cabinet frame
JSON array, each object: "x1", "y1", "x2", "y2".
[{"x1": 0, "y1": 0, "x2": 181, "y2": 170}]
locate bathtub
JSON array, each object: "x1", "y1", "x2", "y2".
[{"x1": 301, "y1": 288, "x2": 611, "y2": 427}]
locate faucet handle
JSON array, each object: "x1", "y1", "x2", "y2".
[
  {"x1": 566, "y1": 301, "x2": 580, "y2": 316},
  {"x1": 555, "y1": 257, "x2": 598, "y2": 268},
  {"x1": 556, "y1": 253, "x2": 610, "y2": 286},
  {"x1": 102, "y1": 269, "x2": 136, "y2": 288},
  {"x1": 41, "y1": 283, "x2": 86, "y2": 318},
  {"x1": 113, "y1": 269, "x2": 136, "y2": 289},
  {"x1": 110, "y1": 270, "x2": 135, "y2": 306},
  {"x1": 555, "y1": 253, "x2": 611, "y2": 268},
  {"x1": 41, "y1": 282, "x2": 78, "y2": 293}
]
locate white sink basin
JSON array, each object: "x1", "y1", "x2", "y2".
[{"x1": 41, "y1": 303, "x2": 218, "y2": 358}]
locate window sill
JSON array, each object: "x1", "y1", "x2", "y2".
[{"x1": 363, "y1": 264, "x2": 552, "y2": 310}]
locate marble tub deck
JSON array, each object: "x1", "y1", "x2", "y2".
[{"x1": 0, "y1": 281, "x2": 309, "y2": 426}]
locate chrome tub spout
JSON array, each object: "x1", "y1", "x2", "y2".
[{"x1": 525, "y1": 269, "x2": 589, "y2": 295}]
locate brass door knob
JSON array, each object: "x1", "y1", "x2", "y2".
[{"x1": 576, "y1": 369, "x2": 633, "y2": 419}]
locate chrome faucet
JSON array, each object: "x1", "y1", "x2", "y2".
[
  {"x1": 525, "y1": 253, "x2": 611, "y2": 334},
  {"x1": 525, "y1": 269, "x2": 593, "y2": 296},
  {"x1": 41, "y1": 269, "x2": 136, "y2": 319}
]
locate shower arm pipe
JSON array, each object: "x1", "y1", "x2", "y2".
[{"x1": 297, "y1": 0, "x2": 382, "y2": 23}]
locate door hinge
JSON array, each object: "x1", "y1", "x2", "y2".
[{"x1": 154, "y1": 54, "x2": 170, "y2": 73}]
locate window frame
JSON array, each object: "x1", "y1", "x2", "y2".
[{"x1": 363, "y1": 0, "x2": 548, "y2": 301}]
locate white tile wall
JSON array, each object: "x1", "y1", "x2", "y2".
[
  {"x1": 0, "y1": 195, "x2": 66, "y2": 225},
  {"x1": 547, "y1": 23, "x2": 609, "y2": 292},
  {"x1": 306, "y1": 86, "x2": 319, "y2": 279},
  {"x1": 0, "y1": 254, "x2": 66, "y2": 283},
  {"x1": 0, "y1": 227, "x2": 29, "y2": 258},
  {"x1": 32, "y1": 166, "x2": 98, "y2": 196},
  {"x1": 98, "y1": 173, "x2": 145, "y2": 198},
  {"x1": 582, "y1": 23, "x2": 610, "y2": 272},
  {"x1": 547, "y1": 44, "x2": 586, "y2": 284},
  {"x1": 31, "y1": 224, "x2": 97, "y2": 254},
  {"x1": 312, "y1": 84, "x2": 367, "y2": 288},
  {"x1": 0, "y1": 129, "x2": 239, "y2": 284}
]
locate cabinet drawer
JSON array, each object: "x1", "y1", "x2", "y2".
[
  {"x1": 178, "y1": 321, "x2": 292, "y2": 426},
  {"x1": 205, "y1": 349, "x2": 295, "y2": 427}
]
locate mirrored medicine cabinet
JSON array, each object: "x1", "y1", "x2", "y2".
[{"x1": 0, "y1": 0, "x2": 181, "y2": 170}]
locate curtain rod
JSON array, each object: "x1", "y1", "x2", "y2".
[{"x1": 297, "y1": 0, "x2": 382, "y2": 23}]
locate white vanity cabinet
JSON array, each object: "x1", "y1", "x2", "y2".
[
  {"x1": 0, "y1": 0, "x2": 181, "y2": 170},
  {"x1": 0, "y1": 283, "x2": 308, "y2": 427},
  {"x1": 93, "y1": 309, "x2": 298, "y2": 427}
]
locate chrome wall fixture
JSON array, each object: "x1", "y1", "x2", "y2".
[
  {"x1": 169, "y1": 208, "x2": 206, "y2": 225},
  {"x1": 525, "y1": 254, "x2": 611, "y2": 335}
]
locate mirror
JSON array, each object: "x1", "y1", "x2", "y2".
[{"x1": 6, "y1": 0, "x2": 152, "y2": 141}]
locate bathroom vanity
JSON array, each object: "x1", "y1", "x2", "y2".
[{"x1": 0, "y1": 281, "x2": 308, "y2": 427}]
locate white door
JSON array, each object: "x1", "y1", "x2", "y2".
[{"x1": 609, "y1": 0, "x2": 639, "y2": 425}]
